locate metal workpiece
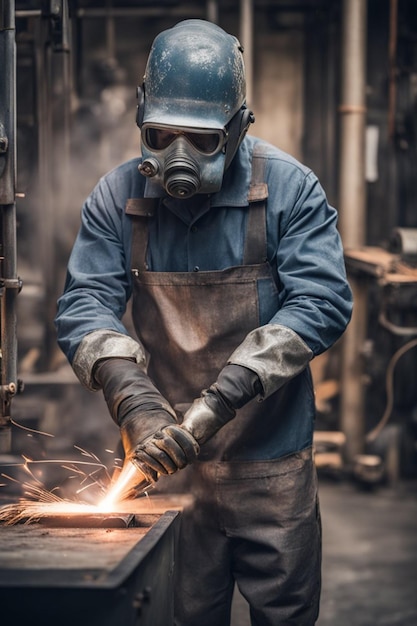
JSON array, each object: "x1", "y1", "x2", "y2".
[
  {"x1": 31, "y1": 511, "x2": 137, "y2": 528},
  {"x1": 0, "y1": 507, "x2": 180, "y2": 626}
]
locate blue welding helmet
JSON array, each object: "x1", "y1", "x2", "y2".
[{"x1": 136, "y1": 19, "x2": 254, "y2": 198}]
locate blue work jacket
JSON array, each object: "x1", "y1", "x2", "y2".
[{"x1": 55, "y1": 135, "x2": 352, "y2": 458}]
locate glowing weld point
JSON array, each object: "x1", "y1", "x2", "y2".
[{"x1": 98, "y1": 461, "x2": 149, "y2": 511}]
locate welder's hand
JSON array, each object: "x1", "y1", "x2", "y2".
[
  {"x1": 132, "y1": 424, "x2": 200, "y2": 479},
  {"x1": 180, "y1": 390, "x2": 235, "y2": 445},
  {"x1": 94, "y1": 357, "x2": 179, "y2": 482},
  {"x1": 181, "y1": 363, "x2": 263, "y2": 445},
  {"x1": 128, "y1": 364, "x2": 262, "y2": 476}
]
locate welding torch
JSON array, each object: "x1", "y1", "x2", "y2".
[
  {"x1": 100, "y1": 407, "x2": 200, "y2": 508},
  {"x1": 99, "y1": 458, "x2": 152, "y2": 508}
]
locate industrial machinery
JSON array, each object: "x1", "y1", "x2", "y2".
[
  {"x1": 314, "y1": 234, "x2": 417, "y2": 485},
  {"x1": 345, "y1": 236, "x2": 417, "y2": 482}
]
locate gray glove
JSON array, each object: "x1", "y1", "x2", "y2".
[
  {"x1": 136, "y1": 364, "x2": 262, "y2": 471},
  {"x1": 94, "y1": 358, "x2": 199, "y2": 482},
  {"x1": 181, "y1": 363, "x2": 262, "y2": 443}
]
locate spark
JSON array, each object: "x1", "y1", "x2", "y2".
[
  {"x1": 0, "y1": 427, "x2": 151, "y2": 524},
  {"x1": 10, "y1": 418, "x2": 55, "y2": 437},
  {"x1": 1, "y1": 472, "x2": 20, "y2": 485},
  {"x1": 0, "y1": 499, "x2": 103, "y2": 526},
  {"x1": 0, "y1": 446, "x2": 151, "y2": 525},
  {"x1": 74, "y1": 445, "x2": 102, "y2": 464}
]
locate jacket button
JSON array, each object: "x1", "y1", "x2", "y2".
[{"x1": 193, "y1": 266, "x2": 200, "y2": 272}]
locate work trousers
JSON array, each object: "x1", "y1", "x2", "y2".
[{"x1": 173, "y1": 448, "x2": 322, "y2": 626}]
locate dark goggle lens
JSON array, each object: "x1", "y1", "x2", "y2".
[
  {"x1": 190, "y1": 132, "x2": 220, "y2": 153},
  {"x1": 144, "y1": 127, "x2": 222, "y2": 154}
]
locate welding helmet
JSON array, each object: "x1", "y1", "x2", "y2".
[{"x1": 136, "y1": 19, "x2": 254, "y2": 198}]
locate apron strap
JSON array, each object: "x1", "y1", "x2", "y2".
[
  {"x1": 243, "y1": 147, "x2": 269, "y2": 265},
  {"x1": 125, "y1": 197, "x2": 158, "y2": 270},
  {"x1": 126, "y1": 144, "x2": 269, "y2": 270}
]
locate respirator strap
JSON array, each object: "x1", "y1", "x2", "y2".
[
  {"x1": 224, "y1": 105, "x2": 255, "y2": 170},
  {"x1": 136, "y1": 84, "x2": 145, "y2": 127}
]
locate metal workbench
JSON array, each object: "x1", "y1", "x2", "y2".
[{"x1": 0, "y1": 497, "x2": 187, "y2": 625}]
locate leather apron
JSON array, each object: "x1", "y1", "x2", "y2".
[
  {"x1": 126, "y1": 149, "x2": 283, "y2": 461},
  {"x1": 125, "y1": 150, "x2": 321, "y2": 625}
]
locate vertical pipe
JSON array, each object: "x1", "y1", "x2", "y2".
[
  {"x1": 388, "y1": 0, "x2": 398, "y2": 141},
  {"x1": 47, "y1": 2, "x2": 72, "y2": 368},
  {"x1": 338, "y1": 0, "x2": 368, "y2": 463},
  {"x1": 338, "y1": 0, "x2": 367, "y2": 248},
  {"x1": 106, "y1": 0, "x2": 115, "y2": 59},
  {"x1": 206, "y1": 0, "x2": 218, "y2": 24},
  {"x1": 35, "y1": 2, "x2": 72, "y2": 370},
  {"x1": 240, "y1": 0, "x2": 254, "y2": 107},
  {"x1": 0, "y1": 0, "x2": 17, "y2": 452},
  {"x1": 35, "y1": 16, "x2": 54, "y2": 372},
  {"x1": 340, "y1": 277, "x2": 369, "y2": 461}
]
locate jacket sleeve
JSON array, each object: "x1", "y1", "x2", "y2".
[
  {"x1": 54, "y1": 174, "x2": 144, "y2": 390},
  {"x1": 229, "y1": 168, "x2": 353, "y2": 398}
]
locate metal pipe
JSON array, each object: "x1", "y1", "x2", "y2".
[
  {"x1": 206, "y1": 0, "x2": 218, "y2": 24},
  {"x1": 0, "y1": 0, "x2": 18, "y2": 452},
  {"x1": 15, "y1": 10, "x2": 42, "y2": 18},
  {"x1": 105, "y1": 0, "x2": 116, "y2": 59},
  {"x1": 340, "y1": 277, "x2": 368, "y2": 462},
  {"x1": 338, "y1": 0, "x2": 367, "y2": 248},
  {"x1": 338, "y1": 0, "x2": 368, "y2": 463},
  {"x1": 76, "y1": 7, "x2": 203, "y2": 19},
  {"x1": 388, "y1": 0, "x2": 398, "y2": 141},
  {"x1": 240, "y1": 0, "x2": 254, "y2": 107}
]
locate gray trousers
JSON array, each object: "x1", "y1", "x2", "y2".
[{"x1": 173, "y1": 448, "x2": 321, "y2": 626}]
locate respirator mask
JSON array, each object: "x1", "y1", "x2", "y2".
[
  {"x1": 139, "y1": 123, "x2": 228, "y2": 198},
  {"x1": 136, "y1": 19, "x2": 254, "y2": 199}
]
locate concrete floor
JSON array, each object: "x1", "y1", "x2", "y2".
[{"x1": 231, "y1": 478, "x2": 417, "y2": 626}]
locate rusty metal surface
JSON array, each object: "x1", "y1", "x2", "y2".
[
  {"x1": 0, "y1": 525, "x2": 149, "y2": 572},
  {"x1": 0, "y1": 507, "x2": 181, "y2": 626},
  {"x1": 0, "y1": 510, "x2": 176, "y2": 583}
]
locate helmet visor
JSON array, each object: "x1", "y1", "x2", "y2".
[{"x1": 142, "y1": 123, "x2": 227, "y2": 156}]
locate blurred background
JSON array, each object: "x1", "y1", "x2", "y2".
[
  {"x1": 0, "y1": 2, "x2": 417, "y2": 623},
  {"x1": 3, "y1": 0, "x2": 416, "y2": 482}
]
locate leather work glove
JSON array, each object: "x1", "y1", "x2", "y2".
[
  {"x1": 181, "y1": 364, "x2": 263, "y2": 444},
  {"x1": 135, "y1": 364, "x2": 262, "y2": 473},
  {"x1": 94, "y1": 358, "x2": 199, "y2": 482}
]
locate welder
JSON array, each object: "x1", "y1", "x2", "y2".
[{"x1": 55, "y1": 19, "x2": 352, "y2": 626}]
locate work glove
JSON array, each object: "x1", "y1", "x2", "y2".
[
  {"x1": 135, "y1": 363, "x2": 262, "y2": 471},
  {"x1": 93, "y1": 358, "x2": 199, "y2": 482}
]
